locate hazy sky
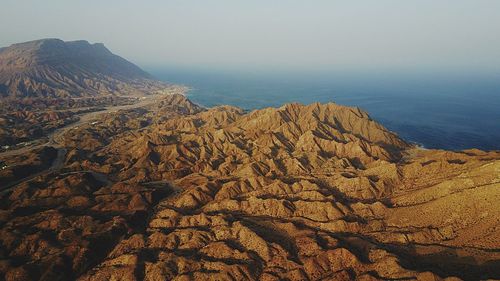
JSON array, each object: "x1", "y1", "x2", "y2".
[{"x1": 1, "y1": 0, "x2": 500, "y2": 73}]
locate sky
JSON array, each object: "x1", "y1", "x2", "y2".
[{"x1": 1, "y1": 0, "x2": 500, "y2": 74}]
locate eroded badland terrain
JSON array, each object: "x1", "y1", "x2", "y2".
[{"x1": 0, "y1": 39, "x2": 499, "y2": 281}]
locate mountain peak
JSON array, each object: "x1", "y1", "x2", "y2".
[
  {"x1": 7, "y1": 38, "x2": 103, "y2": 50},
  {"x1": 0, "y1": 38, "x2": 162, "y2": 98},
  {"x1": 1, "y1": 39, "x2": 114, "y2": 67}
]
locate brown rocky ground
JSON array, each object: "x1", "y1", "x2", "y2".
[
  {"x1": 0, "y1": 86, "x2": 187, "y2": 149},
  {"x1": 1, "y1": 94, "x2": 499, "y2": 281},
  {"x1": 0, "y1": 146, "x2": 58, "y2": 188},
  {"x1": 0, "y1": 38, "x2": 187, "y2": 148},
  {"x1": 0, "y1": 110, "x2": 82, "y2": 147}
]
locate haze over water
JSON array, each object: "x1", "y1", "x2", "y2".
[
  {"x1": 3, "y1": 0, "x2": 499, "y2": 151},
  {"x1": 150, "y1": 67, "x2": 500, "y2": 151}
]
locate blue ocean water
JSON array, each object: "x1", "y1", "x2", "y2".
[{"x1": 149, "y1": 67, "x2": 500, "y2": 151}]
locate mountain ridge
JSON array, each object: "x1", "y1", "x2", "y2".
[
  {"x1": 1, "y1": 94, "x2": 499, "y2": 281},
  {"x1": 0, "y1": 38, "x2": 164, "y2": 98}
]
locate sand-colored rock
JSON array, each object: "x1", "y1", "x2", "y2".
[{"x1": 1, "y1": 94, "x2": 499, "y2": 280}]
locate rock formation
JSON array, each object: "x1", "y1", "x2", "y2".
[{"x1": 1, "y1": 94, "x2": 499, "y2": 281}]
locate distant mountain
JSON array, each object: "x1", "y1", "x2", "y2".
[{"x1": 0, "y1": 39, "x2": 165, "y2": 98}]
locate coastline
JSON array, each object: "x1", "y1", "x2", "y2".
[{"x1": 151, "y1": 70, "x2": 500, "y2": 151}]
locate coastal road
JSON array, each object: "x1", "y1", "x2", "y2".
[
  {"x1": 0, "y1": 148, "x2": 66, "y2": 195},
  {"x1": 0, "y1": 92, "x2": 176, "y2": 192},
  {"x1": 0, "y1": 93, "x2": 170, "y2": 159}
]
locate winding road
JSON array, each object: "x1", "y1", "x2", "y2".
[{"x1": 0, "y1": 93, "x2": 172, "y2": 192}]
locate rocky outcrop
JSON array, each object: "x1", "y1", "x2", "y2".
[{"x1": 1, "y1": 94, "x2": 499, "y2": 280}]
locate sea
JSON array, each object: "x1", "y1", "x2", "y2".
[{"x1": 148, "y1": 67, "x2": 500, "y2": 151}]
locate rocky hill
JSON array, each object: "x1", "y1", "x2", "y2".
[
  {"x1": 1, "y1": 94, "x2": 499, "y2": 281},
  {"x1": 0, "y1": 39, "x2": 165, "y2": 98}
]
